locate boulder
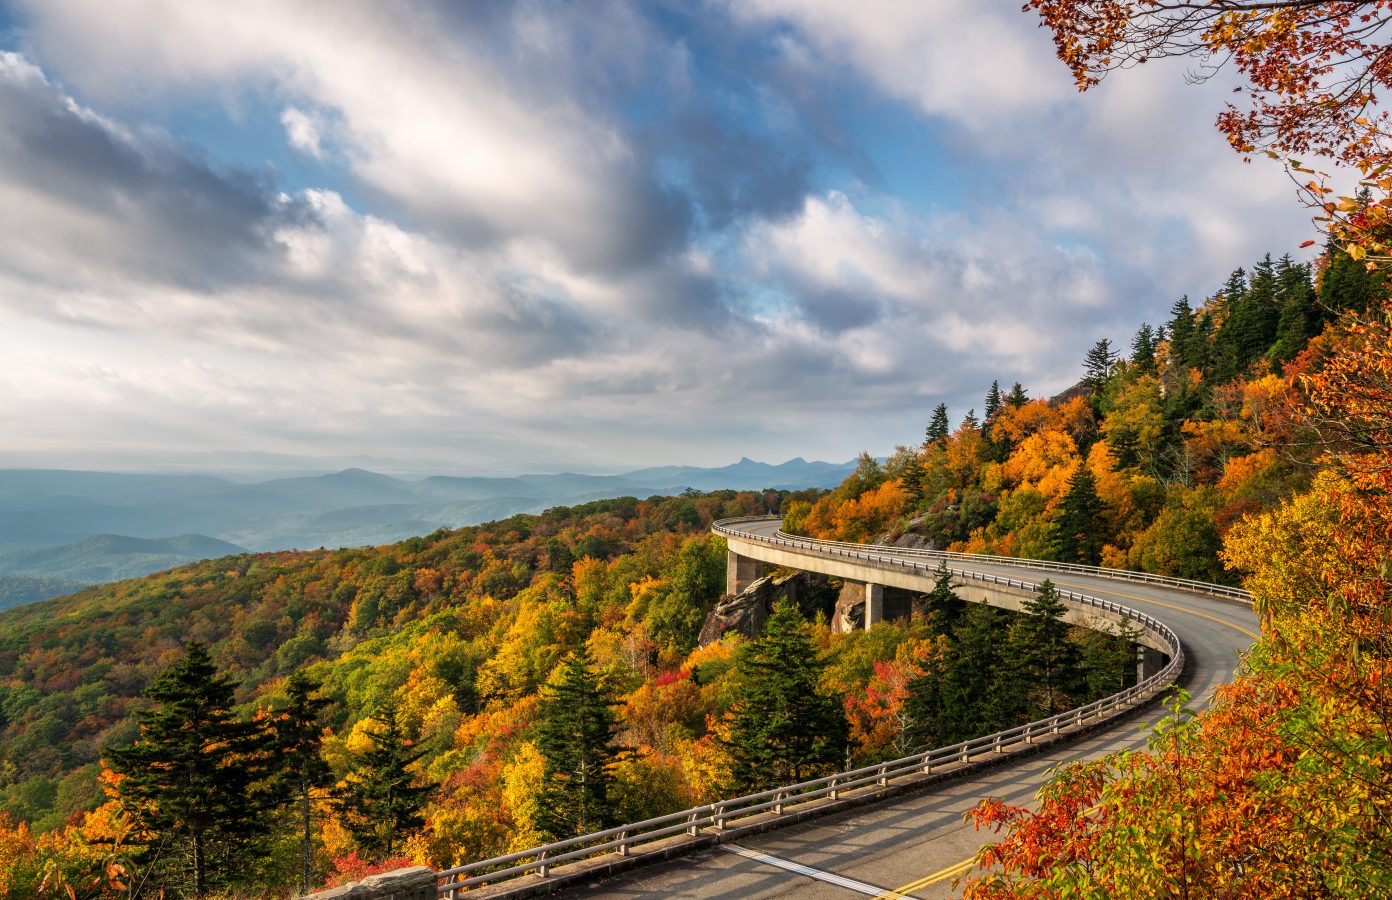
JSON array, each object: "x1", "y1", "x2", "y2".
[
  {"x1": 832, "y1": 581, "x2": 866, "y2": 634},
  {"x1": 697, "y1": 571, "x2": 830, "y2": 644}
]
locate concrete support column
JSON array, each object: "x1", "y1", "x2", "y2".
[
  {"x1": 726, "y1": 551, "x2": 765, "y2": 597},
  {"x1": 1136, "y1": 644, "x2": 1168, "y2": 682},
  {"x1": 864, "y1": 582, "x2": 884, "y2": 629}
]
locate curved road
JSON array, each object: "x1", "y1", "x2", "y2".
[{"x1": 583, "y1": 519, "x2": 1259, "y2": 900}]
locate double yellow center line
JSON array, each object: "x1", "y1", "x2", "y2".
[{"x1": 872, "y1": 855, "x2": 977, "y2": 899}]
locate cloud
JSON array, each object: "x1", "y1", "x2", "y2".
[{"x1": 280, "y1": 107, "x2": 325, "y2": 159}]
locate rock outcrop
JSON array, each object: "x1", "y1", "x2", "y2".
[{"x1": 697, "y1": 571, "x2": 831, "y2": 645}]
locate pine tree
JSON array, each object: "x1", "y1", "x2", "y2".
[
  {"x1": 900, "y1": 452, "x2": 927, "y2": 502},
  {"x1": 1053, "y1": 465, "x2": 1107, "y2": 566},
  {"x1": 939, "y1": 604, "x2": 1006, "y2": 742},
  {"x1": 107, "y1": 643, "x2": 271, "y2": 898},
  {"x1": 960, "y1": 408, "x2": 980, "y2": 431},
  {"x1": 1077, "y1": 617, "x2": 1142, "y2": 701},
  {"x1": 724, "y1": 600, "x2": 847, "y2": 792},
  {"x1": 1167, "y1": 295, "x2": 1201, "y2": 368},
  {"x1": 925, "y1": 403, "x2": 950, "y2": 446},
  {"x1": 983, "y1": 380, "x2": 1002, "y2": 424},
  {"x1": 903, "y1": 662, "x2": 945, "y2": 751},
  {"x1": 268, "y1": 671, "x2": 332, "y2": 894},
  {"x1": 535, "y1": 648, "x2": 619, "y2": 838},
  {"x1": 1011, "y1": 580, "x2": 1081, "y2": 716},
  {"x1": 332, "y1": 704, "x2": 432, "y2": 858},
  {"x1": 1130, "y1": 323, "x2": 1158, "y2": 374},
  {"x1": 1006, "y1": 382, "x2": 1029, "y2": 407},
  {"x1": 1082, "y1": 338, "x2": 1118, "y2": 396},
  {"x1": 923, "y1": 561, "x2": 965, "y2": 626}
]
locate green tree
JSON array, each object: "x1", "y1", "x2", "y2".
[
  {"x1": 535, "y1": 648, "x2": 619, "y2": 838},
  {"x1": 724, "y1": 600, "x2": 848, "y2": 792},
  {"x1": 1130, "y1": 323, "x2": 1158, "y2": 374},
  {"x1": 332, "y1": 704, "x2": 432, "y2": 858},
  {"x1": 903, "y1": 661, "x2": 946, "y2": 751},
  {"x1": 1007, "y1": 382, "x2": 1029, "y2": 408},
  {"x1": 939, "y1": 604, "x2": 1009, "y2": 742},
  {"x1": 925, "y1": 403, "x2": 951, "y2": 446},
  {"x1": 923, "y1": 562, "x2": 965, "y2": 627},
  {"x1": 1082, "y1": 338, "x2": 1118, "y2": 395},
  {"x1": 960, "y1": 408, "x2": 980, "y2": 431},
  {"x1": 107, "y1": 642, "x2": 271, "y2": 898},
  {"x1": 1011, "y1": 580, "x2": 1081, "y2": 716},
  {"x1": 268, "y1": 671, "x2": 332, "y2": 894},
  {"x1": 984, "y1": 380, "x2": 1003, "y2": 425},
  {"x1": 1076, "y1": 617, "x2": 1141, "y2": 701},
  {"x1": 1052, "y1": 465, "x2": 1107, "y2": 566}
]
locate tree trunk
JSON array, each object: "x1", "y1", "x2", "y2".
[
  {"x1": 301, "y1": 779, "x2": 313, "y2": 893},
  {"x1": 193, "y1": 830, "x2": 206, "y2": 898}
]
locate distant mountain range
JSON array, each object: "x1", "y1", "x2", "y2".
[{"x1": 0, "y1": 458, "x2": 853, "y2": 606}]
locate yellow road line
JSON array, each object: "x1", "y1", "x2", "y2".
[
  {"x1": 872, "y1": 856, "x2": 976, "y2": 899},
  {"x1": 1049, "y1": 579, "x2": 1259, "y2": 640}
]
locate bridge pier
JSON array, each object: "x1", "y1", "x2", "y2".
[
  {"x1": 726, "y1": 551, "x2": 766, "y2": 597},
  {"x1": 1137, "y1": 644, "x2": 1168, "y2": 682},
  {"x1": 864, "y1": 582, "x2": 884, "y2": 629}
]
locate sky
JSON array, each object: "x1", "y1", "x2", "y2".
[{"x1": 0, "y1": 1, "x2": 1317, "y2": 476}]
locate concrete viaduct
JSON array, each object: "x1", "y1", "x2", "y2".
[{"x1": 314, "y1": 517, "x2": 1259, "y2": 900}]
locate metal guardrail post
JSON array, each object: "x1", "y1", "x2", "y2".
[
  {"x1": 618, "y1": 830, "x2": 629, "y2": 856},
  {"x1": 537, "y1": 850, "x2": 549, "y2": 878}
]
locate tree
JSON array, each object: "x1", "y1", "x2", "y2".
[
  {"x1": 267, "y1": 671, "x2": 332, "y2": 894},
  {"x1": 984, "y1": 380, "x2": 1003, "y2": 425},
  {"x1": 107, "y1": 643, "x2": 271, "y2": 898},
  {"x1": 923, "y1": 561, "x2": 966, "y2": 627},
  {"x1": 1026, "y1": 0, "x2": 1392, "y2": 260},
  {"x1": 332, "y1": 704, "x2": 432, "y2": 859},
  {"x1": 961, "y1": 408, "x2": 980, "y2": 431},
  {"x1": 939, "y1": 604, "x2": 1010, "y2": 742},
  {"x1": 1011, "y1": 580, "x2": 1081, "y2": 717},
  {"x1": 1082, "y1": 338, "x2": 1118, "y2": 395},
  {"x1": 723, "y1": 600, "x2": 847, "y2": 792},
  {"x1": 925, "y1": 403, "x2": 951, "y2": 446},
  {"x1": 1130, "y1": 323, "x2": 1158, "y2": 374},
  {"x1": 1052, "y1": 465, "x2": 1107, "y2": 566},
  {"x1": 535, "y1": 648, "x2": 619, "y2": 838},
  {"x1": 1007, "y1": 382, "x2": 1029, "y2": 408}
]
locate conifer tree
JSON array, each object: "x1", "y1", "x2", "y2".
[
  {"x1": 535, "y1": 648, "x2": 619, "y2": 838},
  {"x1": 1167, "y1": 295, "x2": 1201, "y2": 368},
  {"x1": 1130, "y1": 323, "x2": 1158, "y2": 374},
  {"x1": 1082, "y1": 338, "x2": 1118, "y2": 394},
  {"x1": 1011, "y1": 580, "x2": 1081, "y2": 716},
  {"x1": 925, "y1": 403, "x2": 950, "y2": 446},
  {"x1": 903, "y1": 662, "x2": 945, "y2": 751},
  {"x1": 984, "y1": 380, "x2": 1002, "y2": 424},
  {"x1": 268, "y1": 671, "x2": 332, "y2": 894},
  {"x1": 724, "y1": 600, "x2": 847, "y2": 792},
  {"x1": 924, "y1": 561, "x2": 965, "y2": 627},
  {"x1": 107, "y1": 642, "x2": 271, "y2": 898},
  {"x1": 1053, "y1": 465, "x2": 1107, "y2": 566},
  {"x1": 1077, "y1": 617, "x2": 1142, "y2": 700},
  {"x1": 332, "y1": 704, "x2": 432, "y2": 858},
  {"x1": 960, "y1": 408, "x2": 980, "y2": 431},
  {"x1": 1006, "y1": 382, "x2": 1029, "y2": 407},
  {"x1": 940, "y1": 604, "x2": 1008, "y2": 742}
]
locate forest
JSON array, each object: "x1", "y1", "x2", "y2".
[{"x1": 0, "y1": 231, "x2": 1376, "y2": 897}]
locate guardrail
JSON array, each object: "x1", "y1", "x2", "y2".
[
  {"x1": 434, "y1": 518, "x2": 1191, "y2": 896},
  {"x1": 715, "y1": 515, "x2": 1252, "y2": 604}
]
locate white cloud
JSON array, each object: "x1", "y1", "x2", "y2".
[{"x1": 279, "y1": 106, "x2": 325, "y2": 159}]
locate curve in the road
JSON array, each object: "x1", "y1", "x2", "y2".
[{"x1": 447, "y1": 518, "x2": 1258, "y2": 899}]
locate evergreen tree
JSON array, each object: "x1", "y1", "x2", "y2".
[
  {"x1": 902, "y1": 662, "x2": 945, "y2": 751},
  {"x1": 939, "y1": 604, "x2": 1008, "y2": 742},
  {"x1": 925, "y1": 403, "x2": 950, "y2": 446},
  {"x1": 1053, "y1": 465, "x2": 1107, "y2": 566},
  {"x1": 900, "y1": 452, "x2": 927, "y2": 502},
  {"x1": 1077, "y1": 617, "x2": 1142, "y2": 701},
  {"x1": 1082, "y1": 338, "x2": 1118, "y2": 395},
  {"x1": 923, "y1": 561, "x2": 965, "y2": 627},
  {"x1": 331, "y1": 704, "x2": 432, "y2": 858},
  {"x1": 108, "y1": 643, "x2": 271, "y2": 898},
  {"x1": 1270, "y1": 254, "x2": 1321, "y2": 364},
  {"x1": 724, "y1": 600, "x2": 847, "y2": 792},
  {"x1": 535, "y1": 648, "x2": 620, "y2": 838},
  {"x1": 1011, "y1": 580, "x2": 1081, "y2": 716},
  {"x1": 1167, "y1": 296, "x2": 1202, "y2": 368},
  {"x1": 983, "y1": 380, "x2": 1002, "y2": 424},
  {"x1": 960, "y1": 408, "x2": 980, "y2": 431},
  {"x1": 1006, "y1": 382, "x2": 1029, "y2": 408},
  {"x1": 1130, "y1": 323, "x2": 1158, "y2": 374},
  {"x1": 268, "y1": 671, "x2": 332, "y2": 894}
]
